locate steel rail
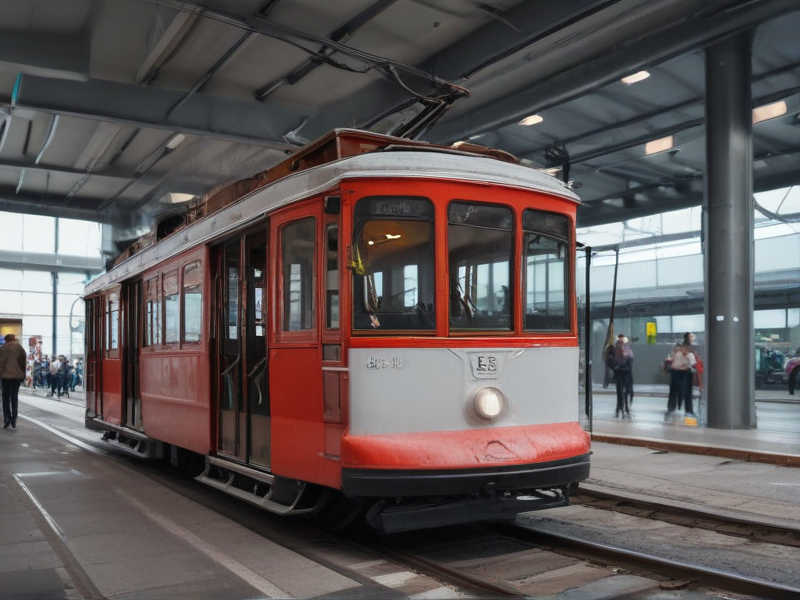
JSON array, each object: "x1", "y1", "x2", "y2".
[
  {"x1": 490, "y1": 521, "x2": 800, "y2": 600},
  {"x1": 575, "y1": 486, "x2": 800, "y2": 546}
]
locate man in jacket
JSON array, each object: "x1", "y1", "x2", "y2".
[{"x1": 0, "y1": 333, "x2": 27, "y2": 428}]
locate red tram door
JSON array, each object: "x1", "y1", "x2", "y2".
[
  {"x1": 214, "y1": 232, "x2": 270, "y2": 466},
  {"x1": 85, "y1": 297, "x2": 103, "y2": 418},
  {"x1": 121, "y1": 280, "x2": 142, "y2": 430}
]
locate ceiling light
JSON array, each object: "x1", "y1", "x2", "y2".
[
  {"x1": 645, "y1": 135, "x2": 673, "y2": 155},
  {"x1": 165, "y1": 133, "x2": 186, "y2": 150},
  {"x1": 385, "y1": 233, "x2": 401, "y2": 240},
  {"x1": 518, "y1": 114, "x2": 543, "y2": 126},
  {"x1": 752, "y1": 101, "x2": 787, "y2": 124},
  {"x1": 541, "y1": 167, "x2": 561, "y2": 175},
  {"x1": 452, "y1": 140, "x2": 467, "y2": 147},
  {"x1": 621, "y1": 71, "x2": 650, "y2": 85},
  {"x1": 168, "y1": 192, "x2": 195, "y2": 204}
]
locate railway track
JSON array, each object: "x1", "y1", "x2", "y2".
[{"x1": 355, "y1": 488, "x2": 800, "y2": 599}]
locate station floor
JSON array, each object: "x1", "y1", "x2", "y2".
[{"x1": 2, "y1": 385, "x2": 800, "y2": 599}]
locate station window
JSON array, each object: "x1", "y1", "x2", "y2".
[
  {"x1": 523, "y1": 210, "x2": 570, "y2": 331},
  {"x1": 352, "y1": 197, "x2": 435, "y2": 332},
  {"x1": 106, "y1": 291, "x2": 120, "y2": 354},
  {"x1": 281, "y1": 217, "x2": 316, "y2": 332},
  {"x1": 145, "y1": 276, "x2": 161, "y2": 347},
  {"x1": 448, "y1": 201, "x2": 512, "y2": 331},
  {"x1": 183, "y1": 261, "x2": 203, "y2": 343},
  {"x1": 164, "y1": 271, "x2": 180, "y2": 343}
]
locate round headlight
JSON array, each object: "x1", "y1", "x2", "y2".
[{"x1": 473, "y1": 387, "x2": 507, "y2": 420}]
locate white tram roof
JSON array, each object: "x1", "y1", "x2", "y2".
[{"x1": 84, "y1": 150, "x2": 579, "y2": 296}]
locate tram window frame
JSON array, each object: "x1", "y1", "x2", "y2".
[
  {"x1": 164, "y1": 270, "x2": 180, "y2": 345},
  {"x1": 105, "y1": 290, "x2": 120, "y2": 358},
  {"x1": 144, "y1": 276, "x2": 161, "y2": 348},
  {"x1": 182, "y1": 261, "x2": 203, "y2": 344},
  {"x1": 447, "y1": 200, "x2": 514, "y2": 333},
  {"x1": 351, "y1": 196, "x2": 436, "y2": 334},
  {"x1": 280, "y1": 216, "x2": 317, "y2": 334},
  {"x1": 325, "y1": 222, "x2": 340, "y2": 331},
  {"x1": 522, "y1": 209, "x2": 571, "y2": 332}
]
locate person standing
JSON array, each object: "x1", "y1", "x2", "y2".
[
  {"x1": 668, "y1": 342, "x2": 697, "y2": 422},
  {"x1": 0, "y1": 333, "x2": 27, "y2": 429},
  {"x1": 606, "y1": 334, "x2": 634, "y2": 418}
]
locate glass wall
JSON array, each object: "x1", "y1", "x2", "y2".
[
  {"x1": 576, "y1": 186, "x2": 800, "y2": 385},
  {"x1": 0, "y1": 211, "x2": 102, "y2": 360}
]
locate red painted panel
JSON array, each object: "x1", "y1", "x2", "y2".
[
  {"x1": 341, "y1": 421, "x2": 590, "y2": 470},
  {"x1": 139, "y1": 351, "x2": 211, "y2": 453},
  {"x1": 269, "y1": 348, "x2": 322, "y2": 421},
  {"x1": 271, "y1": 417, "x2": 340, "y2": 489}
]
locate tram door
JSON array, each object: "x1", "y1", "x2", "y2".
[
  {"x1": 122, "y1": 280, "x2": 142, "y2": 430},
  {"x1": 214, "y1": 232, "x2": 270, "y2": 466},
  {"x1": 85, "y1": 298, "x2": 102, "y2": 418}
]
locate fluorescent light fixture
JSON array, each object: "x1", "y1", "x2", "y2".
[
  {"x1": 541, "y1": 167, "x2": 561, "y2": 175},
  {"x1": 518, "y1": 114, "x2": 543, "y2": 126},
  {"x1": 452, "y1": 140, "x2": 468, "y2": 147},
  {"x1": 165, "y1": 133, "x2": 186, "y2": 150},
  {"x1": 621, "y1": 71, "x2": 650, "y2": 85},
  {"x1": 385, "y1": 233, "x2": 401, "y2": 240},
  {"x1": 169, "y1": 192, "x2": 195, "y2": 204},
  {"x1": 752, "y1": 100, "x2": 787, "y2": 124},
  {"x1": 645, "y1": 135, "x2": 673, "y2": 155}
]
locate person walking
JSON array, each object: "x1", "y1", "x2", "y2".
[{"x1": 0, "y1": 333, "x2": 27, "y2": 429}]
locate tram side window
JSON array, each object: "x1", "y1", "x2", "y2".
[
  {"x1": 448, "y1": 202, "x2": 513, "y2": 331},
  {"x1": 145, "y1": 277, "x2": 161, "y2": 347},
  {"x1": 326, "y1": 223, "x2": 339, "y2": 330},
  {"x1": 164, "y1": 271, "x2": 180, "y2": 343},
  {"x1": 106, "y1": 292, "x2": 120, "y2": 355},
  {"x1": 281, "y1": 217, "x2": 316, "y2": 332},
  {"x1": 352, "y1": 197, "x2": 435, "y2": 332},
  {"x1": 523, "y1": 210, "x2": 570, "y2": 331},
  {"x1": 183, "y1": 261, "x2": 203, "y2": 343}
]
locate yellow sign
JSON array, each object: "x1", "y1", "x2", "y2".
[{"x1": 646, "y1": 322, "x2": 657, "y2": 344}]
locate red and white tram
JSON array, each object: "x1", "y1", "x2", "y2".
[{"x1": 83, "y1": 130, "x2": 590, "y2": 532}]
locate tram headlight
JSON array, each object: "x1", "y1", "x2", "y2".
[{"x1": 473, "y1": 387, "x2": 507, "y2": 420}]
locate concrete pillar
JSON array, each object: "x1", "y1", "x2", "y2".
[{"x1": 704, "y1": 33, "x2": 756, "y2": 429}]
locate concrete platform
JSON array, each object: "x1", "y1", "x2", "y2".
[{"x1": 586, "y1": 384, "x2": 800, "y2": 465}]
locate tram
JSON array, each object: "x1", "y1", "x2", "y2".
[{"x1": 83, "y1": 129, "x2": 590, "y2": 532}]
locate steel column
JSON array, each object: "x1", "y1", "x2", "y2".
[{"x1": 704, "y1": 33, "x2": 756, "y2": 429}]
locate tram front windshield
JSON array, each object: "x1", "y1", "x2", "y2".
[{"x1": 352, "y1": 197, "x2": 436, "y2": 331}]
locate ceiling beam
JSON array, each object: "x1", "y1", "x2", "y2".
[
  {"x1": 12, "y1": 74, "x2": 301, "y2": 150},
  {"x1": 137, "y1": 9, "x2": 200, "y2": 85},
  {"x1": 0, "y1": 157, "x2": 210, "y2": 195},
  {"x1": 0, "y1": 29, "x2": 89, "y2": 81},
  {"x1": 0, "y1": 187, "x2": 119, "y2": 225},
  {"x1": 0, "y1": 249, "x2": 104, "y2": 274},
  {"x1": 428, "y1": 0, "x2": 799, "y2": 144}
]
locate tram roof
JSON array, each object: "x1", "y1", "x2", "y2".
[{"x1": 83, "y1": 146, "x2": 578, "y2": 296}]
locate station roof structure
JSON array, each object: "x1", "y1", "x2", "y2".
[{"x1": 1, "y1": 0, "x2": 799, "y2": 250}]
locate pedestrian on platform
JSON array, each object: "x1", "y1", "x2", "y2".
[
  {"x1": 606, "y1": 334, "x2": 634, "y2": 418},
  {"x1": 0, "y1": 333, "x2": 27, "y2": 429},
  {"x1": 667, "y1": 342, "x2": 697, "y2": 423}
]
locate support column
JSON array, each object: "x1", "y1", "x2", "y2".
[{"x1": 704, "y1": 33, "x2": 756, "y2": 429}]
